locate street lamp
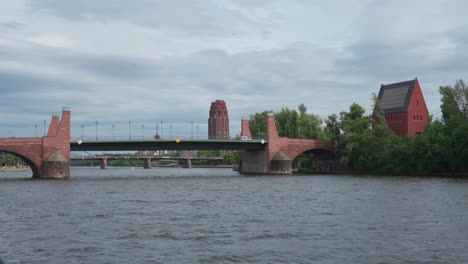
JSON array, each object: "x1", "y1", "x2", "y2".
[
  {"x1": 156, "y1": 120, "x2": 159, "y2": 137},
  {"x1": 160, "y1": 121, "x2": 163, "y2": 139},
  {"x1": 196, "y1": 124, "x2": 199, "y2": 140},
  {"x1": 170, "y1": 125, "x2": 172, "y2": 138},
  {"x1": 191, "y1": 121, "x2": 194, "y2": 139},
  {"x1": 141, "y1": 124, "x2": 144, "y2": 139},
  {"x1": 95, "y1": 121, "x2": 98, "y2": 141},
  {"x1": 129, "y1": 121, "x2": 132, "y2": 140},
  {"x1": 43, "y1": 120, "x2": 46, "y2": 136},
  {"x1": 112, "y1": 124, "x2": 115, "y2": 141},
  {"x1": 81, "y1": 124, "x2": 84, "y2": 139},
  {"x1": 34, "y1": 124, "x2": 37, "y2": 137}
]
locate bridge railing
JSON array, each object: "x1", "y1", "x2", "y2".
[{"x1": 71, "y1": 135, "x2": 264, "y2": 142}]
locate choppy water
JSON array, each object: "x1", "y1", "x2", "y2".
[{"x1": 1, "y1": 167, "x2": 468, "y2": 264}]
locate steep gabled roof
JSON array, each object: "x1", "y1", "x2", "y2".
[{"x1": 377, "y1": 79, "x2": 416, "y2": 114}]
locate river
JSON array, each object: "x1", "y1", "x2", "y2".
[{"x1": 1, "y1": 167, "x2": 467, "y2": 264}]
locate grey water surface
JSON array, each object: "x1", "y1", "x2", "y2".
[{"x1": 1, "y1": 167, "x2": 467, "y2": 264}]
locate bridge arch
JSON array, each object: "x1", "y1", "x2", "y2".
[
  {"x1": 289, "y1": 147, "x2": 336, "y2": 162},
  {"x1": 0, "y1": 150, "x2": 41, "y2": 177}
]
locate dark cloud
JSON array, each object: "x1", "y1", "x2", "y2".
[
  {"x1": 28, "y1": 0, "x2": 264, "y2": 37},
  {"x1": 1, "y1": 0, "x2": 468, "y2": 138}
]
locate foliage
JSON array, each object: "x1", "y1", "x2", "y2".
[
  {"x1": 248, "y1": 111, "x2": 272, "y2": 138},
  {"x1": 1, "y1": 152, "x2": 26, "y2": 165},
  {"x1": 223, "y1": 151, "x2": 240, "y2": 164},
  {"x1": 197, "y1": 150, "x2": 221, "y2": 158},
  {"x1": 247, "y1": 80, "x2": 468, "y2": 174},
  {"x1": 439, "y1": 79, "x2": 468, "y2": 121}
]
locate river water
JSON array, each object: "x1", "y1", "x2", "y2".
[{"x1": 1, "y1": 167, "x2": 467, "y2": 264}]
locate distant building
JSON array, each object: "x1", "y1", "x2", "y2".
[
  {"x1": 376, "y1": 78, "x2": 429, "y2": 136},
  {"x1": 208, "y1": 100, "x2": 230, "y2": 139}
]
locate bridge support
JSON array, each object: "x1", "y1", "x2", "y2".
[
  {"x1": 183, "y1": 158, "x2": 192, "y2": 168},
  {"x1": 0, "y1": 107, "x2": 71, "y2": 179},
  {"x1": 101, "y1": 157, "x2": 108, "y2": 169},
  {"x1": 239, "y1": 113, "x2": 336, "y2": 175},
  {"x1": 144, "y1": 158, "x2": 152, "y2": 169}
]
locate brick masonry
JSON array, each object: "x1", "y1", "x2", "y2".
[
  {"x1": 240, "y1": 113, "x2": 337, "y2": 174},
  {"x1": 0, "y1": 108, "x2": 71, "y2": 178},
  {"x1": 208, "y1": 100, "x2": 229, "y2": 139}
]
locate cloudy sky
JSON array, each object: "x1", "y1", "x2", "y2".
[{"x1": 1, "y1": 0, "x2": 467, "y2": 139}]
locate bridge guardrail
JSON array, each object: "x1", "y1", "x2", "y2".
[{"x1": 71, "y1": 136, "x2": 265, "y2": 142}]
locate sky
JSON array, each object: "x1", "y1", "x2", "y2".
[{"x1": 1, "y1": 0, "x2": 467, "y2": 139}]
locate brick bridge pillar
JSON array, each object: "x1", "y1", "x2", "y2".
[
  {"x1": 0, "y1": 107, "x2": 71, "y2": 179},
  {"x1": 101, "y1": 157, "x2": 108, "y2": 169},
  {"x1": 241, "y1": 117, "x2": 252, "y2": 138},
  {"x1": 239, "y1": 113, "x2": 337, "y2": 175},
  {"x1": 183, "y1": 158, "x2": 192, "y2": 168},
  {"x1": 144, "y1": 158, "x2": 152, "y2": 169}
]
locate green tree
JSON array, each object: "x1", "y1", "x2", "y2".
[
  {"x1": 274, "y1": 107, "x2": 299, "y2": 138},
  {"x1": 248, "y1": 111, "x2": 272, "y2": 138},
  {"x1": 223, "y1": 151, "x2": 240, "y2": 165},
  {"x1": 298, "y1": 103, "x2": 307, "y2": 116},
  {"x1": 439, "y1": 79, "x2": 468, "y2": 120},
  {"x1": 197, "y1": 150, "x2": 221, "y2": 158},
  {"x1": 324, "y1": 114, "x2": 341, "y2": 141}
]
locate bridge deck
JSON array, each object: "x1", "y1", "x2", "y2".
[{"x1": 70, "y1": 139, "x2": 267, "y2": 151}]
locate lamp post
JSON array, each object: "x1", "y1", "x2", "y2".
[
  {"x1": 156, "y1": 120, "x2": 159, "y2": 138},
  {"x1": 141, "y1": 124, "x2": 144, "y2": 139},
  {"x1": 112, "y1": 124, "x2": 115, "y2": 141},
  {"x1": 160, "y1": 121, "x2": 163, "y2": 139},
  {"x1": 95, "y1": 121, "x2": 98, "y2": 141},
  {"x1": 43, "y1": 120, "x2": 46, "y2": 136},
  {"x1": 34, "y1": 124, "x2": 37, "y2": 137},
  {"x1": 196, "y1": 124, "x2": 199, "y2": 140},
  {"x1": 129, "y1": 121, "x2": 132, "y2": 140},
  {"x1": 81, "y1": 124, "x2": 84, "y2": 139},
  {"x1": 170, "y1": 125, "x2": 172, "y2": 138},
  {"x1": 191, "y1": 121, "x2": 194, "y2": 139}
]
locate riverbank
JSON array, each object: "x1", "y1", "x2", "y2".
[{"x1": 0, "y1": 168, "x2": 31, "y2": 173}]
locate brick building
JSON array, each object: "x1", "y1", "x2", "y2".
[
  {"x1": 208, "y1": 100, "x2": 230, "y2": 139},
  {"x1": 376, "y1": 78, "x2": 429, "y2": 136}
]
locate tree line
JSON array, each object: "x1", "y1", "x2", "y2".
[{"x1": 247, "y1": 79, "x2": 467, "y2": 174}]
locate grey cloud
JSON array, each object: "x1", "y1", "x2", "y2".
[{"x1": 28, "y1": 0, "x2": 265, "y2": 37}]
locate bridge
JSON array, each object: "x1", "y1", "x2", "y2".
[
  {"x1": 71, "y1": 156, "x2": 224, "y2": 169},
  {"x1": 0, "y1": 107, "x2": 336, "y2": 178}
]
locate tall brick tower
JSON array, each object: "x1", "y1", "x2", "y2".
[{"x1": 208, "y1": 100, "x2": 230, "y2": 139}]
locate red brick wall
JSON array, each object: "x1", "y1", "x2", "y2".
[
  {"x1": 406, "y1": 79, "x2": 429, "y2": 136},
  {"x1": 385, "y1": 112, "x2": 408, "y2": 137}
]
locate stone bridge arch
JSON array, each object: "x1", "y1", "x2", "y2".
[
  {"x1": 240, "y1": 113, "x2": 338, "y2": 174},
  {"x1": 0, "y1": 108, "x2": 71, "y2": 178},
  {"x1": 0, "y1": 148, "x2": 42, "y2": 177}
]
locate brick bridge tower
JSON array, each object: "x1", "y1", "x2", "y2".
[
  {"x1": 0, "y1": 107, "x2": 71, "y2": 178},
  {"x1": 239, "y1": 113, "x2": 337, "y2": 174}
]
